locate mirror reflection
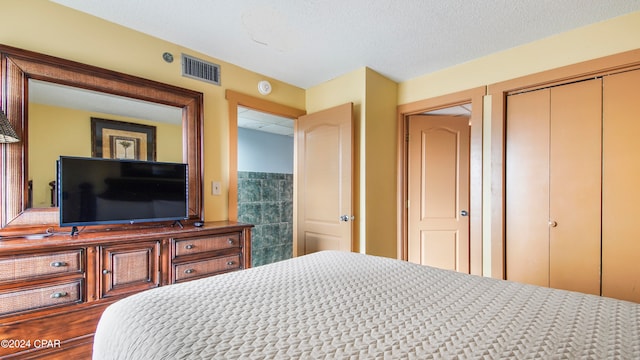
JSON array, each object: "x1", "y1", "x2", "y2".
[{"x1": 28, "y1": 80, "x2": 183, "y2": 208}]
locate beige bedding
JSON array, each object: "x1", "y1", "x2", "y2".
[{"x1": 93, "y1": 251, "x2": 640, "y2": 359}]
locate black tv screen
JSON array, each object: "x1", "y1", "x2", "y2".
[{"x1": 58, "y1": 156, "x2": 188, "y2": 227}]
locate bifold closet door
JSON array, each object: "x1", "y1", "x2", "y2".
[
  {"x1": 548, "y1": 79, "x2": 601, "y2": 296},
  {"x1": 506, "y1": 89, "x2": 550, "y2": 288},
  {"x1": 602, "y1": 69, "x2": 640, "y2": 303},
  {"x1": 506, "y1": 79, "x2": 601, "y2": 295}
]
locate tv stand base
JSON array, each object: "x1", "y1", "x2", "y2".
[{"x1": 172, "y1": 220, "x2": 184, "y2": 228}]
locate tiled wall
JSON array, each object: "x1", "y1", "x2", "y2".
[{"x1": 237, "y1": 171, "x2": 293, "y2": 267}]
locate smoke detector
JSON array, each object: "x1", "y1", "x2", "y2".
[{"x1": 258, "y1": 80, "x2": 272, "y2": 95}]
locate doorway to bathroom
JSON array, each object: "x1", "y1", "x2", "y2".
[{"x1": 236, "y1": 106, "x2": 295, "y2": 266}]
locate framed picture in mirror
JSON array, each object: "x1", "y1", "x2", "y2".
[{"x1": 91, "y1": 118, "x2": 156, "y2": 161}]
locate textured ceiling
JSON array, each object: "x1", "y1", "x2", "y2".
[
  {"x1": 30, "y1": 80, "x2": 182, "y2": 124},
  {"x1": 238, "y1": 106, "x2": 294, "y2": 137},
  {"x1": 50, "y1": 0, "x2": 640, "y2": 89}
]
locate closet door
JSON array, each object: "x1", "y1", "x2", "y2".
[
  {"x1": 548, "y1": 79, "x2": 601, "y2": 296},
  {"x1": 602, "y1": 69, "x2": 640, "y2": 303},
  {"x1": 506, "y1": 89, "x2": 550, "y2": 287},
  {"x1": 506, "y1": 78, "x2": 601, "y2": 294}
]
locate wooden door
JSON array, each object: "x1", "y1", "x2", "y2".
[
  {"x1": 408, "y1": 115, "x2": 470, "y2": 272},
  {"x1": 295, "y1": 103, "x2": 353, "y2": 255},
  {"x1": 506, "y1": 79, "x2": 601, "y2": 295},
  {"x1": 602, "y1": 69, "x2": 640, "y2": 303},
  {"x1": 506, "y1": 89, "x2": 551, "y2": 287},
  {"x1": 548, "y1": 79, "x2": 602, "y2": 295}
]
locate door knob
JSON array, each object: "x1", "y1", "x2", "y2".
[
  {"x1": 549, "y1": 220, "x2": 558, "y2": 227},
  {"x1": 460, "y1": 210, "x2": 468, "y2": 217},
  {"x1": 339, "y1": 215, "x2": 354, "y2": 222}
]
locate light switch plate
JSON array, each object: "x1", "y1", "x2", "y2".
[{"x1": 212, "y1": 181, "x2": 221, "y2": 195}]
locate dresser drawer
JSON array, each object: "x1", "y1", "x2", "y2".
[
  {"x1": 174, "y1": 254, "x2": 241, "y2": 282},
  {"x1": 174, "y1": 233, "x2": 241, "y2": 257},
  {"x1": 0, "y1": 281, "x2": 82, "y2": 316},
  {"x1": 0, "y1": 250, "x2": 83, "y2": 282}
]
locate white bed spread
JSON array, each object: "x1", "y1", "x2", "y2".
[{"x1": 93, "y1": 251, "x2": 640, "y2": 359}]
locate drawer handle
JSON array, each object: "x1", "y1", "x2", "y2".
[
  {"x1": 50, "y1": 291, "x2": 68, "y2": 299},
  {"x1": 102, "y1": 269, "x2": 111, "y2": 275},
  {"x1": 184, "y1": 269, "x2": 195, "y2": 274},
  {"x1": 227, "y1": 238, "x2": 235, "y2": 245},
  {"x1": 226, "y1": 261, "x2": 235, "y2": 266},
  {"x1": 50, "y1": 261, "x2": 68, "y2": 267},
  {"x1": 185, "y1": 244, "x2": 195, "y2": 250}
]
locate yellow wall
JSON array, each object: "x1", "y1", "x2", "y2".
[
  {"x1": 28, "y1": 104, "x2": 88, "y2": 208},
  {"x1": 28, "y1": 103, "x2": 182, "y2": 207},
  {"x1": 363, "y1": 69, "x2": 398, "y2": 257},
  {"x1": 2, "y1": 0, "x2": 305, "y2": 221}
]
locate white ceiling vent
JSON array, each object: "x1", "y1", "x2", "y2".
[{"x1": 181, "y1": 54, "x2": 221, "y2": 85}]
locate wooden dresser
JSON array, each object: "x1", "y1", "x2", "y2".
[{"x1": 0, "y1": 221, "x2": 252, "y2": 359}]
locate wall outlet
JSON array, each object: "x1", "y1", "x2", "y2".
[{"x1": 212, "y1": 181, "x2": 221, "y2": 195}]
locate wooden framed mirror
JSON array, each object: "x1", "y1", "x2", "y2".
[{"x1": 0, "y1": 44, "x2": 203, "y2": 230}]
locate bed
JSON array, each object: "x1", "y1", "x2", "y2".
[{"x1": 93, "y1": 251, "x2": 640, "y2": 359}]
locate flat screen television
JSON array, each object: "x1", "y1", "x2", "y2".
[{"x1": 58, "y1": 156, "x2": 188, "y2": 229}]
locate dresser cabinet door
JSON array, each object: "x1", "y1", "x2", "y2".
[{"x1": 100, "y1": 241, "x2": 160, "y2": 298}]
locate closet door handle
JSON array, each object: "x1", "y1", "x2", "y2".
[{"x1": 549, "y1": 220, "x2": 558, "y2": 228}]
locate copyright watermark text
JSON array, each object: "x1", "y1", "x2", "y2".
[{"x1": 1, "y1": 339, "x2": 61, "y2": 349}]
